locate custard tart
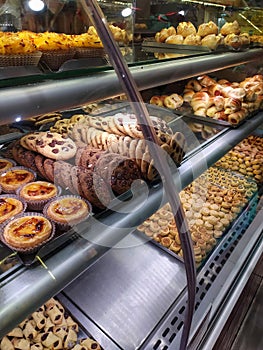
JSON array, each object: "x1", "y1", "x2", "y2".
[
  {"x1": 2, "y1": 213, "x2": 54, "y2": 250},
  {"x1": 44, "y1": 195, "x2": 91, "y2": 227},
  {"x1": 0, "y1": 166, "x2": 36, "y2": 193},
  {"x1": 0, "y1": 195, "x2": 26, "y2": 224}
]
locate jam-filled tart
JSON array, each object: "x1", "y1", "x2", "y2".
[
  {"x1": 0, "y1": 166, "x2": 36, "y2": 193},
  {"x1": 0, "y1": 195, "x2": 26, "y2": 224},
  {"x1": 2, "y1": 213, "x2": 54, "y2": 251},
  {"x1": 44, "y1": 195, "x2": 91, "y2": 227}
]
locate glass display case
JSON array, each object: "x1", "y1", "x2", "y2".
[{"x1": 0, "y1": 1, "x2": 262, "y2": 349}]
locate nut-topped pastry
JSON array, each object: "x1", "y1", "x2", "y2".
[
  {"x1": 0, "y1": 166, "x2": 36, "y2": 193},
  {"x1": 0, "y1": 195, "x2": 26, "y2": 224},
  {"x1": 17, "y1": 181, "x2": 60, "y2": 210},
  {"x1": 44, "y1": 195, "x2": 91, "y2": 228},
  {"x1": 2, "y1": 213, "x2": 54, "y2": 251}
]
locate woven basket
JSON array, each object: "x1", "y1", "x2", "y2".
[
  {"x1": 40, "y1": 50, "x2": 75, "y2": 71},
  {"x1": 0, "y1": 52, "x2": 42, "y2": 67},
  {"x1": 74, "y1": 47, "x2": 107, "y2": 59}
]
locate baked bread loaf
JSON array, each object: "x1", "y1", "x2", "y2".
[
  {"x1": 220, "y1": 20, "x2": 241, "y2": 35},
  {"x1": 177, "y1": 22, "x2": 197, "y2": 37},
  {"x1": 197, "y1": 21, "x2": 218, "y2": 37}
]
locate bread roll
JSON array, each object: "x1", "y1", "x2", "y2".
[
  {"x1": 201, "y1": 34, "x2": 221, "y2": 50},
  {"x1": 177, "y1": 21, "x2": 197, "y2": 37},
  {"x1": 224, "y1": 33, "x2": 242, "y2": 50},
  {"x1": 220, "y1": 20, "x2": 241, "y2": 35},
  {"x1": 184, "y1": 34, "x2": 201, "y2": 46},
  {"x1": 165, "y1": 34, "x2": 184, "y2": 45},
  {"x1": 197, "y1": 21, "x2": 218, "y2": 37}
]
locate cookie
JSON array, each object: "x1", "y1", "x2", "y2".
[
  {"x1": 78, "y1": 169, "x2": 111, "y2": 209},
  {"x1": 35, "y1": 154, "x2": 48, "y2": 180},
  {"x1": 54, "y1": 161, "x2": 74, "y2": 191},
  {"x1": 141, "y1": 151, "x2": 151, "y2": 176},
  {"x1": 70, "y1": 166, "x2": 82, "y2": 195},
  {"x1": 106, "y1": 134, "x2": 120, "y2": 153},
  {"x1": 20, "y1": 132, "x2": 44, "y2": 152},
  {"x1": 129, "y1": 138, "x2": 139, "y2": 160},
  {"x1": 43, "y1": 158, "x2": 55, "y2": 182},
  {"x1": 23, "y1": 150, "x2": 39, "y2": 175},
  {"x1": 135, "y1": 139, "x2": 146, "y2": 168},
  {"x1": 109, "y1": 157, "x2": 142, "y2": 195},
  {"x1": 88, "y1": 116, "x2": 103, "y2": 129},
  {"x1": 35, "y1": 132, "x2": 77, "y2": 160},
  {"x1": 70, "y1": 114, "x2": 86, "y2": 123}
]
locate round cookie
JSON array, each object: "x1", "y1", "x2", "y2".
[
  {"x1": 35, "y1": 154, "x2": 49, "y2": 180},
  {"x1": 43, "y1": 158, "x2": 55, "y2": 182},
  {"x1": 35, "y1": 132, "x2": 77, "y2": 160}
]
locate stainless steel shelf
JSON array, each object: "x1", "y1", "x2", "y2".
[
  {"x1": 0, "y1": 112, "x2": 262, "y2": 338},
  {"x1": 0, "y1": 48, "x2": 262, "y2": 126}
]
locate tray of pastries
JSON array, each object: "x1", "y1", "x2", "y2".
[
  {"x1": 149, "y1": 73, "x2": 263, "y2": 127},
  {"x1": 143, "y1": 20, "x2": 250, "y2": 54},
  {"x1": 136, "y1": 166, "x2": 258, "y2": 268},
  {"x1": 0, "y1": 296, "x2": 102, "y2": 350}
]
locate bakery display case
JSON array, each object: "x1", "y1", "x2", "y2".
[{"x1": 0, "y1": 1, "x2": 263, "y2": 350}]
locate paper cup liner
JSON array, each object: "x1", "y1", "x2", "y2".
[
  {"x1": 0, "y1": 212, "x2": 55, "y2": 254},
  {"x1": 0, "y1": 194, "x2": 27, "y2": 225},
  {"x1": 43, "y1": 195, "x2": 92, "y2": 230},
  {"x1": 16, "y1": 182, "x2": 62, "y2": 211},
  {"x1": 0, "y1": 158, "x2": 17, "y2": 173},
  {"x1": 0, "y1": 51, "x2": 42, "y2": 67},
  {"x1": 0, "y1": 166, "x2": 37, "y2": 194},
  {"x1": 40, "y1": 50, "x2": 76, "y2": 71},
  {"x1": 75, "y1": 47, "x2": 107, "y2": 59}
]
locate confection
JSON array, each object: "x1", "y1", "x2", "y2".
[
  {"x1": 2, "y1": 214, "x2": 53, "y2": 250},
  {"x1": 18, "y1": 181, "x2": 59, "y2": 207},
  {"x1": 0, "y1": 158, "x2": 16, "y2": 172},
  {"x1": 0, "y1": 167, "x2": 36, "y2": 193},
  {"x1": 0, "y1": 195, "x2": 25, "y2": 224},
  {"x1": 45, "y1": 195, "x2": 91, "y2": 226}
]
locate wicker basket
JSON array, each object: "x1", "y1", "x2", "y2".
[
  {"x1": 74, "y1": 47, "x2": 107, "y2": 59},
  {"x1": 40, "y1": 50, "x2": 76, "y2": 71},
  {"x1": 0, "y1": 52, "x2": 42, "y2": 67}
]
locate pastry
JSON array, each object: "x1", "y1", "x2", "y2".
[
  {"x1": 165, "y1": 34, "x2": 184, "y2": 45},
  {"x1": 201, "y1": 34, "x2": 221, "y2": 50},
  {"x1": 44, "y1": 195, "x2": 91, "y2": 226},
  {"x1": 0, "y1": 195, "x2": 25, "y2": 224},
  {"x1": 18, "y1": 181, "x2": 59, "y2": 209},
  {"x1": 2, "y1": 213, "x2": 53, "y2": 250},
  {"x1": 197, "y1": 21, "x2": 218, "y2": 37},
  {"x1": 224, "y1": 33, "x2": 242, "y2": 50},
  {"x1": 220, "y1": 20, "x2": 241, "y2": 35},
  {"x1": 35, "y1": 131, "x2": 77, "y2": 160},
  {"x1": 163, "y1": 94, "x2": 184, "y2": 109},
  {"x1": 177, "y1": 22, "x2": 197, "y2": 37},
  {"x1": 0, "y1": 158, "x2": 16, "y2": 172},
  {"x1": 183, "y1": 34, "x2": 201, "y2": 46},
  {"x1": 0, "y1": 167, "x2": 36, "y2": 193}
]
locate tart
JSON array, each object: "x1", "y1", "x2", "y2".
[
  {"x1": 0, "y1": 166, "x2": 36, "y2": 193},
  {"x1": 2, "y1": 213, "x2": 54, "y2": 251},
  {"x1": 0, "y1": 158, "x2": 16, "y2": 172},
  {"x1": 44, "y1": 195, "x2": 91, "y2": 227},
  {"x1": 0, "y1": 195, "x2": 26, "y2": 224},
  {"x1": 17, "y1": 181, "x2": 60, "y2": 210}
]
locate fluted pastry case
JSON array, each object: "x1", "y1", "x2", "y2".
[{"x1": 0, "y1": 1, "x2": 263, "y2": 350}]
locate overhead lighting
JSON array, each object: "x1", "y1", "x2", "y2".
[
  {"x1": 178, "y1": 10, "x2": 185, "y2": 16},
  {"x1": 121, "y1": 7, "x2": 132, "y2": 18},
  {"x1": 28, "y1": 0, "x2": 45, "y2": 12}
]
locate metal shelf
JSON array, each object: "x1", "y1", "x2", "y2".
[
  {"x1": 0, "y1": 112, "x2": 262, "y2": 338},
  {"x1": 0, "y1": 48, "x2": 262, "y2": 126}
]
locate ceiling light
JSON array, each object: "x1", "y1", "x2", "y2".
[{"x1": 28, "y1": 0, "x2": 45, "y2": 12}]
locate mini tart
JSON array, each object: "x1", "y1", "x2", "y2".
[
  {"x1": 0, "y1": 195, "x2": 26, "y2": 224},
  {"x1": 0, "y1": 167, "x2": 36, "y2": 193},
  {"x1": 17, "y1": 181, "x2": 60, "y2": 210},
  {"x1": 2, "y1": 213, "x2": 54, "y2": 251},
  {"x1": 44, "y1": 195, "x2": 91, "y2": 226},
  {"x1": 0, "y1": 158, "x2": 16, "y2": 172}
]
